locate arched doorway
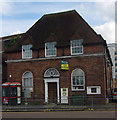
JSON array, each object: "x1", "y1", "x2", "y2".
[{"x1": 44, "y1": 68, "x2": 60, "y2": 103}]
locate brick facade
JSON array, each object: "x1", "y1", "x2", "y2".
[
  {"x1": 6, "y1": 45, "x2": 110, "y2": 99},
  {"x1": 5, "y1": 10, "x2": 112, "y2": 104}
]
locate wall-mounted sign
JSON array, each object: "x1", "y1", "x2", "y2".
[
  {"x1": 61, "y1": 61, "x2": 69, "y2": 70},
  {"x1": 61, "y1": 88, "x2": 68, "y2": 104}
]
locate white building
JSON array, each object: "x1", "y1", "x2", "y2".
[{"x1": 107, "y1": 43, "x2": 116, "y2": 79}]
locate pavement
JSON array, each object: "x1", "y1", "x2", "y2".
[
  {"x1": 2, "y1": 103, "x2": 117, "y2": 112},
  {"x1": 2, "y1": 111, "x2": 116, "y2": 118}
]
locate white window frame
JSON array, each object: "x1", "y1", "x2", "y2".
[
  {"x1": 45, "y1": 42, "x2": 56, "y2": 57},
  {"x1": 22, "y1": 71, "x2": 33, "y2": 92},
  {"x1": 22, "y1": 44, "x2": 32, "y2": 59},
  {"x1": 71, "y1": 39, "x2": 83, "y2": 55},
  {"x1": 87, "y1": 86, "x2": 101, "y2": 95},
  {"x1": 71, "y1": 68, "x2": 85, "y2": 91}
]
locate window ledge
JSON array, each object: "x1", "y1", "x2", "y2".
[
  {"x1": 87, "y1": 93, "x2": 101, "y2": 95},
  {"x1": 71, "y1": 53, "x2": 83, "y2": 55},
  {"x1": 72, "y1": 89, "x2": 85, "y2": 91},
  {"x1": 22, "y1": 57, "x2": 32, "y2": 59},
  {"x1": 45, "y1": 55, "x2": 56, "y2": 58}
]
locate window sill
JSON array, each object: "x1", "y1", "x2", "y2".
[
  {"x1": 87, "y1": 93, "x2": 101, "y2": 95},
  {"x1": 22, "y1": 57, "x2": 32, "y2": 59},
  {"x1": 45, "y1": 55, "x2": 57, "y2": 58},
  {"x1": 72, "y1": 89, "x2": 85, "y2": 91},
  {"x1": 71, "y1": 53, "x2": 83, "y2": 55}
]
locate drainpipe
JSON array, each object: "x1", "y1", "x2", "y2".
[
  {"x1": 110, "y1": 65, "x2": 112, "y2": 97},
  {"x1": 104, "y1": 45, "x2": 108, "y2": 98}
]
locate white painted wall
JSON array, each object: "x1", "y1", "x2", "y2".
[{"x1": 108, "y1": 43, "x2": 116, "y2": 78}]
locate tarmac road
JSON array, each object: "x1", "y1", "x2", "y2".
[{"x1": 2, "y1": 111, "x2": 116, "y2": 118}]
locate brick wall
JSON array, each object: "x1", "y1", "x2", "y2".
[
  {"x1": 7, "y1": 54, "x2": 106, "y2": 99},
  {"x1": 5, "y1": 41, "x2": 113, "y2": 104},
  {"x1": 7, "y1": 44, "x2": 104, "y2": 60}
]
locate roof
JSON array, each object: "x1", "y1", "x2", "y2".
[
  {"x1": 2, "y1": 82, "x2": 21, "y2": 86},
  {"x1": 5, "y1": 10, "x2": 105, "y2": 52},
  {"x1": 0, "y1": 33, "x2": 24, "y2": 41}
]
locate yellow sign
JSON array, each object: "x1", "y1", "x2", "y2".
[{"x1": 61, "y1": 61, "x2": 69, "y2": 70}]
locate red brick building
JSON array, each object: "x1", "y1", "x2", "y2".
[
  {"x1": 0, "y1": 33, "x2": 24, "y2": 83},
  {"x1": 5, "y1": 10, "x2": 112, "y2": 104}
]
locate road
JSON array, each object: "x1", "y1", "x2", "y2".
[{"x1": 2, "y1": 111, "x2": 116, "y2": 118}]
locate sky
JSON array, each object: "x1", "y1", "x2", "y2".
[{"x1": 0, "y1": 0, "x2": 116, "y2": 44}]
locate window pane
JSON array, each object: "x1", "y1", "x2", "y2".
[
  {"x1": 73, "y1": 76, "x2": 75, "y2": 85},
  {"x1": 30, "y1": 79, "x2": 32, "y2": 87},
  {"x1": 23, "y1": 45, "x2": 32, "y2": 51},
  {"x1": 10, "y1": 87, "x2": 17, "y2": 97},
  {"x1": 2, "y1": 87, "x2": 7, "y2": 97},
  {"x1": 72, "y1": 48, "x2": 75, "y2": 54},
  {"x1": 80, "y1": 77, "x2": 83, "y2": 85},
  {"x1": 91, "y1": 88, "x2": 97, "y2": 93},
  {"x1": 24, "y1": 78, "x2": 27, "y2": 86},
  {"x1": 72, "y1": 40, "x2": 82, "y2": 46},
  {"x1": 76, "y1": 76, "x2": 79, "y2": 85},
  {"x1": 46, "y1": 42, "x2": 56, "y2": 49},
  {"x1": 24, "y1": 78, "x2": 33, "y2": 87},
  {"x1": 72, "y1": 40, "x2": 76, "y2": 47},
  {"x1": 23, "y1": 72, "x2": 32, "y2": 78},
  {"x1": 78, "y1": 46, "x2": 82, "y2": 53}
]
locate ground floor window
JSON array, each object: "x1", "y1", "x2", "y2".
[
  {"x1": 71, "y1": 68, "x2": 85, "y2": 91},
  {"x1": 22, "y1": 71, "x2": 33, "y2": 98},
  {"x1": 87, "y1": 86, "x2": 101, "y2": 94}
]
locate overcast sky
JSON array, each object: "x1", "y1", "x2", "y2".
[{"x1": 0, "y1": 0, "x2": 116, "y2": 44}]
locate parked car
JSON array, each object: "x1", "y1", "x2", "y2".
[{"x1": 112, "y1": 88, "x2": 117, "y2": 102}]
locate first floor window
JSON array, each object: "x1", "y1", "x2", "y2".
[
  {"x1": 87, "y1": 86, "x2": 101, "y2": 94},
  {"x1": 71, "y1": 39, "x2": 83, "y2": 55},
  {"x1": 71, "y1": 68, "x2": 85, "y2": 91},
  {"x1": 45, "y1": 42, "x2": 56, "y2": 57},
  {"x1": 22, "y1": 44, "x2": 32, "y2": 58}
]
